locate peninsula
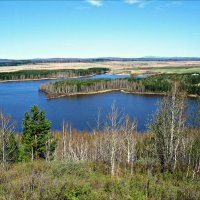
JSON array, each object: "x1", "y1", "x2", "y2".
[{"x1": 39, "y1": 73, "x2": 200, "y2": 98}]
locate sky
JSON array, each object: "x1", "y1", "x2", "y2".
[{"x1": 0, "y1": 0, "x2": 200, "y2": 59}]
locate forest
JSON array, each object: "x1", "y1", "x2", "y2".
[
  {"x1": 0, "y1": 68, "x2": 109, "y2": 81},
  {"x1": 39, "y1": 73, "x2": 200, "y2": 98},
  {"x1": 0, "y1": 85, "x2": 200, "y2": 199}
]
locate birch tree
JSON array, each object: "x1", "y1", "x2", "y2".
[
  {"x1": 104, "y1": 103, "x2": 124, "y2": 176},
  {"x1": 149, "y1": 83, "x2": 186, "y2": 172},
  {"x1": 121, "y1": 116, "x2": 137, "y2": 172},
  {"x1": 0, "y1": 112, "x2": 17, "y2": 167}
]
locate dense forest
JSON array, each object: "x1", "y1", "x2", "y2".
[
  {"x1": 39, "y1": 73, "x2": 200, "y2": 97},
  {"x1": 0, "y1": 68, "x2": 109, "y2": 81},
  {"x1": 0, "y1": 86, "x2": 200, "y2": 199}
]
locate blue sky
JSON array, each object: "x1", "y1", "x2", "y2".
[{"x1": 0, "y1": 0, "x2": 200, "y2": 59}]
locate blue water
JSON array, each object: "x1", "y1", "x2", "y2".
[
  {"x1": 0, "y1": 74, "x2": 196, "y2": 132},
  {"x1": 89, "y1": 73, "x2": 130, "y2": 79}
]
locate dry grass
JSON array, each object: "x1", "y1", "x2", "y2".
[{"x1": 1, "y1": 61, "x2": 200, "y2": 74}]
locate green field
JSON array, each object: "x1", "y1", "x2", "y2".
[{"x1": 131, "y1": 66, "x2": 200, "y2": 74}]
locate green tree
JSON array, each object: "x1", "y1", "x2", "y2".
[{"x1": 19, "y1": 105, "x2": 56, "y2": 161}]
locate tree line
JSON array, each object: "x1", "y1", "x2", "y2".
[{"x1": 0, "y1": 68, "x2": 109, "y2": 81}]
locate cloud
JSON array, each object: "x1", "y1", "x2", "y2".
[
  {"x1": 125, "y1": 0, "x2": 148, "y2": 8},
  {"x1": 87, "y1": 0, "x2": 102, "y2": 7},
  {"x1": 126, "y1": 0, "x2": 140, "y2": 4},
  {"x1": 86, "y1": 0, "x2": 182, "y2": 9}
]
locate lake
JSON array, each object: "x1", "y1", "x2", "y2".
[{"x1": 0, "y1": 74, "x2": 197, "y2": 132}]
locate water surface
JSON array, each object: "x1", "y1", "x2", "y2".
[{"x1": 0, "y1": 74, "x2": 196, "y2": 132}]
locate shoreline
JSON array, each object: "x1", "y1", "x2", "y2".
[
  {"x1": 43, "y1": 89, "x2": 199, "y2": 100},
  {"x1": 44, "y1": 89, "x2": 167, "y2": 100}
]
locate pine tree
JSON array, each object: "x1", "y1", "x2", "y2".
[
  {"x1": 19, "y1": 105, "x2": 56, "y2": 161},
  {"x1": 18, "y1": 112, "x2": 31, "y2": 161}
]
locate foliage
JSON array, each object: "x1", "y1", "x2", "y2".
[
  {"x1": 0, "y1": 161, "x2": 199, "y2": 200},
  {"x1": 19, "y1": 105, "x2": 57, "y2": 161}
]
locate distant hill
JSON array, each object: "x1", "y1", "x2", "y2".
[
  {"x1": 0, "y1": 57, "x2": 200, "y2": 66},
  {"x1": 0, "y1": 59, "x2": 15, "y2": 63}
]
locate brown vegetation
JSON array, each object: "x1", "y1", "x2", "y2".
[{"x1": 1, "y1": 61, "x2": 200, "y2": 74}]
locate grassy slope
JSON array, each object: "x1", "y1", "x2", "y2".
[{"x1": 0, "y1": 161, "x2": 199, "y2": 200}]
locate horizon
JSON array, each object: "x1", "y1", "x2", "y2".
[
  {"x1": 1, "y1": 0, "x2": 200, "y2": 59},
  {"x1": 1, "y1": 56, "x2": 200, "y2": 61}
]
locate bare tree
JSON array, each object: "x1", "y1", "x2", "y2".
[
  {"x1": 121, "y1": 116, "x2": 137, "y2": 174},
  {"x1": 57, "y1": 121, "x2": 72, "y2": 160},
  {"x1": 0, "y1": 112, "x2": 16, "y2": 167},
  {"x1": 149, "y1": 83, "x2": 186, "y2": 172},
  {"x1": 104, "y1": 102, "x2": 126, "y2": 176},
  {"x1": 54, "y1": 103, "x2": 137, "y2": 177}
]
